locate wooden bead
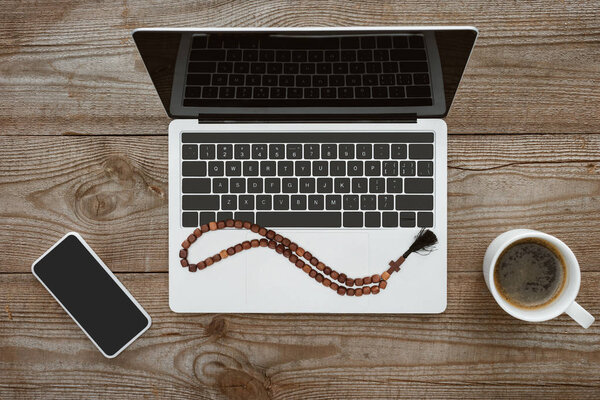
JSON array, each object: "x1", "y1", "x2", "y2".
[
  {"x1": 296, "y1": 247, "x2": 305, "y2": 256},
  {"x1": 250, "y1": 223, "x2": 259, "y2": 232},
  {"x1": 323, "y1": 278, "x2": 331, "y2": 287},
  {"x1": 381, "y1": 271, "x2": 391, "y2": 281},
  {"x1": 234, "y1": 220, "x2": 243, "y2": 228},
  {"x1": 259, "y1": 239, "x2": 268, "y2": 247},
  {"x1": 337, "y1": 287, "x2": 346, "y2": 296},
  {"x1": 323, "y1": 266, "x2": 332, "y2": 275},
  {"x1": 276, "y1": 244, "x2": 285, "y2": 254},
  {"x1": 180, "y1": 259, "x2": 188, "y2": 267},
  {"x1": 217, "y1": 221, "x2": 226, "y2": 229},
  {"x1": 205, "y1": 257, "x2": 214, "y2": 266},
  {"x1": 330, "y1": 282, "x2": 339, "y2": 291},
  {"x1": 193, "y1": 228, "x2": 202, "y2": 237},
  {"x1": 227, "y1": 247, "x2": 235, "y2": 255},
  {"x1": 289, "y1": 243, "x2": 298, "y2": 251},
  {"x1": 188, "y1": 263, "x2": 197, "y2": 272},
  {"x1": 282, "y1": 238, "x2": 291, "y2": 247},
  {"x1": 316, "y1": 262, "x2": 325, "y2": 271},
  {"x1": 295, "y1": 260, "x2": 304, "y2": 268},
  {"x1": 182, "y1": 240, "x2": 190, "y2": 249},
  {"x1": 379, "y1": 281, "x2": 387, "y2": 289},
  {"x1": 355, "y1": 278, "x2": 363, "y2": 286},
  {"x1": 197, "y1": 261, "x2": 206, "y2": 270},
  {"x1": 179, "y1": 249, "x2": 187, "y2": 258},
  {"x1": 372, "y1": 274, "x2": 381, "y2": 283},
  {"x1": 226, "y1": 219, "x2": 235, "y2": 227},
  {"x1": 258, "y1": 227, "x2": 267, "y2": 236},
  {"x1": 355, "y1": 288, "x2": 363, "y2": 297},
  {"x1": 266, "y1": 230, "x2": 275, "y2": 239},
  {"x1": 302, "y1": 265, "x2": 312, "y2": 274},
  {"x1": 315, "y1": 273, "x2": 324, "y2": 283},
  {"x1": 283, "y1": 249, "x2": 292, "y2": 258},
  {"x1": 274, "y1": 234, "x2": 283, "y2": 242},
  {"x1": 364, "y1": 276, "x2": 372, "y2": 285},
  {"x1": 243, "y1": 221, "x2": 251, "y2": 229},
  {"x1": 331, "y1": 271, "x2": 339, "y2": 280},
  {"x1": 289, "y1": 254, "x2": 298, "y2": 263},
  {"x1": 310, "y1": 257, "x2": 318, "y2": 266},
  {"x1": 304, "y1": 251, "x2": 312, "y2": 260},
  {"x1": 251, "y1": 239, "x2": 260, "y2": 248},
  {"x1": 338, "y1": 273, "x2": 347, "y2": 284},
  {"x1": 345, "y1": 278, "x2": 354, "y2": 287},
  {"x1": 267, "y1": 240, "x2": 276, "y2": 249},
  {"x1": 212, "y1": 254, "x2": 221, "y2": 262},
  {"x1": 219, "y1": 250, "x2": 228, "y2": 259},
  {"x1": 188, "y1": 234, "x2": 196, "y2": 244},
  {"x1": 209, "y1": 222, "x2": 217, "y2": 231},
  {"x1": 309, "y1": 270, "x2": 317, "y2": 278},
  {"x1": 201, "y1": 224, "x2": 210, "y2": 233},
  {"x1": 242, "y1": 241, "x2": 251, "y2": 250},
  {"x1": 347, "y1": 288, "x2": 355, "y2": 296},
  {"x1": 363, "y1": 286, "x2": 371, "y2": 295},
  {"x1": 371, "y1": 286, "x2": 380, "y2": 295},
  {"x1": 234, "y1": 244, "x2": 243, "y2": 253}
]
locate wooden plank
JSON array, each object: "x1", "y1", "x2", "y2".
[
  {"x1": 0, "y1": 0, "x2": 599, "y2": 135},
  {"x1": 1, "y1": 134, "x2": 599, "y2": 274},
  {"x1": 1, "y1": 272, "x2": 599, "y2": 399}
]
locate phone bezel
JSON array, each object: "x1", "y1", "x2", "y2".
[{"x1": 31, "y1": 232, "x2": 152, "y2": 358}]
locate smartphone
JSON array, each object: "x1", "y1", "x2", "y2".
[{"x1": 31, "y1": 232, "x2": 151, "y2": 358}]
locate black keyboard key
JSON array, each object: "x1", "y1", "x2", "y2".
[
  {"x1": 316, "y1": 63, "x2": 332, "y2": 74},
  {"x1": 356, "y1": 144, "x2": 372, "y2": 159},
  {"x1": 253, "y1": 87, "x2": 269, "y2": 98},
  {"x1": 270, "y1": 87, "x2": 285, "y2": 98},
  {"x1": 378, "y1": 195, "x2": 395, "y2": 210},
  {"x1": 313, "y1": 75, "x2": 328, "y2": 87},
  {"x1": 374, "y1": 49, "x2": 389, "y2": 62},
  {"x1": 182, "y1": 212, "x2": 198, "y2": 227},
  {"x1": 346, "y1": 75, "x2": 361, "y2": 86},
  {"x1": 278, "y1": 161, "x2": 294, "y2": 176},
  {"x1": 300, "y1": 63, "x2": 315, "y2": 74},
  {"x1": 405, "y1": 178, "x2": 434, "y2": 194},
  {"x1": 269, "y1": 144, "x2": 285, "y2": 159},
  {"x1": 409, "y1": 35, "x2": 425, "y2": 48},
  {"x1": 343, "y1": 212, "x2": 362, "y2": 227},
  {"x1": 333, "y1": 62, "x2": 348, "y2": 74},
  {"x1": 243, "y1": 49, "x2": 259, "y2": 62},
  {"x1": 234, "y1": 144, "x2": 250, "y2": 159},
  {"x1": 185, "y1": 86, "x2": 202, "y2": 98},
  {"x1": 325, "y1": 50, "x2": 339, "y2": 62},
  {"x1": 338, "y1": 87, "x2": 353, "y2": 98},
  {"x1": 322, "y1": 144, "x2": 337, "y2": 159},
  {"x1": 383, "y1": 61, "x2": 399, "y2": 73},
  {"x1": 246, "y1": 75, "x2": 261, "y2": 86},
  {"x1": 304, "y1": 144, "x2": 320, "y2": 159},
  {"x1": 260, "y1": 50, "x2": 275, "y2": 61},
  {"x1": 260, "y1": 161, "x2": 276, "y2": 176},
  {"x1": 335, "y1": 178, "x2": 350, "y2": 193},
  {"x1": 295, "y1": 161, "x2": 311, "y2": 176},
  {"x1": 319, "y1": 87, "x2": 335, "y2": 98},
  {"x1": 182, "y1": 145, "x2": 198, "y2": 159},
  {"x1": 212, "y1": 74, "x2": 227, "y2": 85},
  {"x1": 217, "y1": 212, "x2": 233, "y2": 222},
  {"x1": 366, "y1": 62, "x2": 381, "y2": 73},
  {"x1": 339, "y1": 144, "x2": 354, "y2": 159},
  {"x1": 400, "y1": 212, "x2": 416, "y2": 227},
  {"x1": 265, "y1": 178, "x2": 280, "y2": 193},
  {"x1": 208, "y1": 161, "x2": 224, "y2": 176},
  {"x1": 217, "y1": 62, "x2": 233, "y2": 73},
  {"x1": 396, "y1": 73, "x2": 412, "y2": 85},
  {"x1": 296, "y1": 75, "x2": 311, "y2": 87},
  {"x1": 304, "y1": 88, "x2": 319, "y2": 98},
  {"x1": 247, "y1": 178, "x2": 263, "y2": 193},
  {"x1": 274, "y1": 195, "x2": 289, "y2": 210},
  {"x1": 200, "y1": 212, "x2": 216, "y2": 225},
  {"x1": 234, "y1": 212, "x2": 254, "y2": 223},
  {"x1": 230, "y1": 178, "x2": 245, "y2": 193},
  {"x1": 391, "y1": 49, "x2": 426, "y2": 61},
  {"x1": 202, "y1": 87, "x2": 218, "y2": 98},
  {"x1": 372, "y1": 87, "x2": 388, "y2": 98},
  {"x1": 291, "y1": 195, "x2": 307, "y2": 210},
  {"x1": 252, "y1": 144, "x2": 267, "y2": 159},
  {"x1": 256, "y1": 195, "x2": 272, "y2": 210},
  {"x1": 300, "y1": 178, "x2": 315, "y2": 193},
  {"x1": 379, "y1": 74, "x2": 395, "y2": 85},
  {"x1": 365, "y1": 161, "x2": 381, "y2": 176},
  {"x1": 220, "y1": 86, "x2": 236, "y2": 98},
  {"x1": 391, "y1": 144, "x2": 407, "y2": 159},
  {"x1": 287, "y1": 144, "x2": 302, "y2": 159},
  {"x1": 407, "y1": 86, "x2": 431, "y2": 98},
  {"x1": 369, "y1": 178, "x2": 385, "y2": 193},
  {"x1": 236, "y1": 87, "x2": 252, "y2": 98},
  {"x1": 317, "y1": 178, "x2": 333, "y2": 193},
  {"x1": 349, "y1": 63, "x2": 365, "y2": 74},
  {"x1": 382, "y1": 212, "x2": 398, "y2": 227},
  {"x1": 361, "y1": 195, "x2": 377, "y2": 210},
  {"x1": 414, "y1": 73, "x2": 430, "y2": 84},
  {"x1": 308, "y1": 51, "x2": 323, "y2": 62},
  {"x1": 192, "y1": 36, "x2": 207, "y2": 48},
  {"x1": 217, "y1": 144, "x2": 233, "y2": 159},
  {"x1": 389, "y1": 87, "x2": 406, "y2": 98},
  {"x1": 190, "y1": 49, "x2": 225, "y2": 61},
  {"x1": 276, "y1": 51, "x2": 291, "y2": 62},
  {"x1": 383, "y1": 161, "x2": 398, "y2": 176},
  {"x1": 410, "y1": 144, "x2": 434, "y2": 159},
  {"x1": 182, "y1": 161, "x2": 207, "y2": 176},
  {"x1": 212, "y1": 178, "x2": 228, "y2": 193},
  {"x1": 189, "y1": 61, "x2": 216, "y2": 73},
  {"x1": 348, "y1": 161, "x2": 363, "y2": 176},
  {"x1": 343, "y1": 195, "x2": 359, "y2": 210},
  {"x1": 226, "y1": 161, "x2": 241, "y2": 176},
  {"x1": 396, "y1": 195, "x2": 433, "y2": 210},
  {"x1": 308, "y1": 195, "x2": 324, "y2": 210},
  {"x1": 363, "y1": 74, "x2": 378, "y2": 85},
  {"x1": 239, "y1": 195, "x2": 254, "y2": 210},
  {"x1": 182, "y1": 195, "x2": 219, "y2": 210},
  {"x1": 365, "y1": 212, "x2": 380, "y2": 227},
  {"x1": 326, "y1": 195, "x2": 342, "y2": 210},
  {"x1": 401, "y1": 62, "x2": 428, "y2": 72},
  {"x1": 182, "y1": 178, "x2": 211, "y2": 193},
  {"x1": 234, "y1": 62, "x2": 249, "y2": 73},
  {"x1": 207, "y1": 36, "x2": 222, "y2": 48},
  {"x1": 400, "y1": 161, "x2": 416, "y2": 176},
  {"x1": 313, "y1": 161, "x2": 328, "y2": 176},
  {"x1": 288, "y1": 87, "x2": 303, "y2": 98},
  {"x1": 292, "y1": 50, "x2": 307, "y2": 62},
  {"x1": 282, "y1": 178, "x2": 298, "y2": 193},
  {"x1": 352, "y1": 178, "x2": 368, "y2": 193},
  {"x1": 357, "y1": 50, "x2": 372, "y2": 61},
  {"x1": 221, "y1": 195, "x2": 237, "y2": 210},
  {"x1": 418, "y1": 212, "x2": 434, "y2": 227},
  {"x1": 243, "y1": 161, "x2": 259, "y2": 176},
  {"x1": 393, "y1": 36, "x2": 409, "y2": 48},
  {"x1": 418, "y1": 161, "x2": 434, "y2": 176},
  {"x1": 227, "y1": 49, "x2": 242, "y2": 61},
  {"x1": 257, "y1": 212, "x2": 341, "y2": 228},
  {"x1": 267, "y1": 63, "x2": 282, "y2": 74},
  {"x1": 372, "y1": 144, "x2": 389, "y2": 159},
  {"x1": 376, "y1": 36, "x2": 392, "y2": 48},
  {"x1": 387, "y1": 178, "x2": 403, "y2": 193},
  {"x1": 330, "y1": 161, "x2": 345, "y2": 176}
]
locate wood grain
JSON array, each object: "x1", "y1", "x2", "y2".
[
  {"x1": 0, "y1": 0, "x2": 599, "y2": 135},
  {"x1": 1, "y1": 134, "x2": 599, "y2": 274},
  {"x1": 1, "y1": 272, "x2": 599, "y2": 399}
]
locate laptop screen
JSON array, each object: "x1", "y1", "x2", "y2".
[{"x1": 133, "y1": 28, "x2": 477, "y2": 120}]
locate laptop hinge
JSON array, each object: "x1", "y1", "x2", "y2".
[{"x1": 197, "y1": 113, "x2": 418, "y2": 124}]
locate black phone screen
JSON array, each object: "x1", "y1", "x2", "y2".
[{"x1": 32, "y1": 234, "x2": 150, "y2": 357}]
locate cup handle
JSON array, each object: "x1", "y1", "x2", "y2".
[{"x1": 565, "y1": 301, "x2": 595, "y2": 328}]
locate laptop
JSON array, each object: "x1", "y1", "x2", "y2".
[{"x1": 133, "y1": 27, "x2": 477, "y2": 313}]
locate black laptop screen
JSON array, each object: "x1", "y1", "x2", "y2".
[{"x1": 133, "y1": 28, "x2": 476, "y2": 120}]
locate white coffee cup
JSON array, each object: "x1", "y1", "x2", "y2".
[{"x1": 483, "y1": 229, "x2": 594, "y2": 328}]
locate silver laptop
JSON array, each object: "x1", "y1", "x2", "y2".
[{"x1": 133, "y1": 26, "x2": 477, "y2": 313}]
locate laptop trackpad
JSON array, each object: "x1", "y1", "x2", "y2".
[{"x1": 245, "y1": 231, "x2": 369, "y2": 311}]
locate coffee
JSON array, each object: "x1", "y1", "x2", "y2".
[{"x1": 493, "y1": 238, "x2": 566, "y2": 308}]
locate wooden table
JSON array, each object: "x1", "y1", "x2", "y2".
[{"x1": 1, "y1": 1, "x2": 599, "y2": 398}]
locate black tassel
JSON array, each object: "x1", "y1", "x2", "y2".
[{"x1": 402, "y1": 229, "x2": 438, "y2": 258}]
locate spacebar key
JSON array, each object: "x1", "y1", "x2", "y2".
[{"x1": 257, "y1": 212, "x2": 341, "y2": 228}]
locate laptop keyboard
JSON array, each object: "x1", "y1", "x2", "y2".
[
  {"x1": 180, "y1": 132, "x2": 434, "y2": 229},
  {"x1": 183, "y1": 34, "x2": 432, "y2": 108}
]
